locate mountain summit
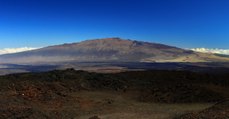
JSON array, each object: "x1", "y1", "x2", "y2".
[{"x1": 0, "y1": 38, "x2": 228, "y2": 64}]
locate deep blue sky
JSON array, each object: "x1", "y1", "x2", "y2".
[{"x1": 0, "y1": 0, "x2": 228, "y2": 49}]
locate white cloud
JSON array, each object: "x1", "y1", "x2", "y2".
[
  {"x1": 191, "y1": 48, "x2": 229, "y2": 55},
  {"x1": 0, "y1": 47, "x2": 39, "y2": 55}
]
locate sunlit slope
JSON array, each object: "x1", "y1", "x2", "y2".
[{"x1": 0, "y1": 38, "x2": 228, "y2": 64}]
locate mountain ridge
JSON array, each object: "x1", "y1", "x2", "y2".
[{"x1": 0, "y1": 38, "x2": 228, "y2": 64}]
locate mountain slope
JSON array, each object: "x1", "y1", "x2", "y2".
[{"x1": 0, "y1": 38, "x2": 228, "y2": 64}]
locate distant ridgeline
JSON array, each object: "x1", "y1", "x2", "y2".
[{"x1": 0, "y1": 38, "x2": 229, "y2": 64}]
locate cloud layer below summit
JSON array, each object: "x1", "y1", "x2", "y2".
[
  {"x1": 191, "y1": 48, "x2": 229, "y2": 55},
  {"x1": 0, "y1": 47, "x2": 38, "y2": 55},
  {"x1": 0, "y1": 46, "x2": 229, "y2": 56}
]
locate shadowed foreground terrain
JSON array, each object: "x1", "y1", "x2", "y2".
[
  {"x1": 176, "y1": 100, "x2": 229, "y2": 119},
  {"x1": 0, "y1": 69, "x2": 228, "y2": 119}
]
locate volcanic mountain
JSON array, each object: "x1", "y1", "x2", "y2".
[{"x1": 0, "y1": 38, "x2": 229, "y2": 64}]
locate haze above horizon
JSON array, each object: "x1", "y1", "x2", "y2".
[{"x1": 0, "y1": 0, "x2": 228, "y2": 49}]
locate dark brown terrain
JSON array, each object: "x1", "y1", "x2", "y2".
[
  {"x1": 0, "y1": 38, "x2": 229, "y2": 119},
  {"x1": 0, "y1": 69, "x2": 228, "y2": 119},
  {"x1": 176, "y1": 100, "x2": 229, "y2": 119}
]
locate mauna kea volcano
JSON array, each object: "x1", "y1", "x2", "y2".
[{"x1": 0, "y1": 38, "x2": 229, "y2": 64}]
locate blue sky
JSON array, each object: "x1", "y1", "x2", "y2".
[{"x1": 0, "y1": 0, "x2": 228, "y2": 49}]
